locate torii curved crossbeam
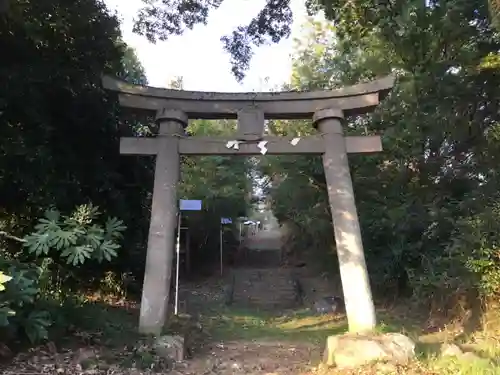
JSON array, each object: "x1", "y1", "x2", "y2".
[{"x1": 102, "y1": 75, "x2": 395, "y2": 119}]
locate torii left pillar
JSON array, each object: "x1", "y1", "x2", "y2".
[{"x1": 138, "y1": 109, "x2": 186, "y2": 334}]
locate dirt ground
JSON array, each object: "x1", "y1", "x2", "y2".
[
  {"x1": 2, "y1": 275, "x2": 500, "y2": 375},
  {"x1": 0, "y1": 277, "x2": 329, "y2": 375},
  {"x1": 173, "y1": 340, "x2": 319, "y2": 375},
  {"x1": 170, "y1": 276, "x2": 331, "y2": 375},
  {"x1": 0, "y1": 337, "x2": 320, "y2": 375}
]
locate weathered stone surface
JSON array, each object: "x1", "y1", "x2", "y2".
[
  {"x1": 440, "y1": 343, "x2": 485, "y2": 362},
  {"x1": 440, "y1": 343, "x2": 463, "y2": 357},
  {"x1": 138, "y1": 118, "x2": 183, "y2": 335},
  {"x1": 154, "y1": 335, "x2": 185, "y2": 362},
  {"x1": 323, "y1": 332, "x2": 416, "y2": 369},
  {"x1": 318, "y1": 112, "x2": 376, "y2": 332},
  {"x1": 102, "y1": 75, "x2": 395, "y2": 119}
]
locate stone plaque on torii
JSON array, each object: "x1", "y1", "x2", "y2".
[{"x1": 102, "y1": 75, "x2": 395, "y2": 335}]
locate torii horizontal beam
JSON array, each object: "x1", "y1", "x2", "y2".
[
  {"x1": 102, "y1": 75, "x2": 395, "y2": 119},
  {"x1": 119, "y1": 135, "x2": 382, "y2": 156}
]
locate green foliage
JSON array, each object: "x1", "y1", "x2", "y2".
[
  {"x1": 0, "y1": 262, "x2": 50, "y2": 343},
  {"x1": 0, "y1": 205, "x2": 125, "y2": 344},
  {"x1": 266, "y1": 8, "x2": 500, "y2": 310},
  {"x1": 24, "y1": 204, "x2": 126, "y2": 265},
  {"x1": 0, "y1": 0, "x2": 147, "y2": 258},
  {"x1": 451, "y1": 202, "x2": 500, "y2": 296},
  {"x1": 128, "y1": 0, "x2": 500, "y2": 80},
  {"x1": 180, "y1": 119, "x2": 252, "y2": 266},
  {"x1": 491, "y1": 0, "x2": 500, "y2": 29},
  {"x1": 0, "y1": 0, "x2": 251, "y2": 353},
  {"x1": 0, "y1": 0, "x2": 151, "y2": 339}
]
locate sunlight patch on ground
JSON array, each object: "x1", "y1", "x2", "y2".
[{"x1": 200, "y1": 307, "x2": 347, "y2": 344}]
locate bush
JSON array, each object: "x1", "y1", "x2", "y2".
[
  {"x1": 23, "y1": 204, "x2": 126, "y2": 265},
  {"x1": 0, "y1": 271, "x2": 15, "y2": 327},
  {"x1": 0, "y1": 204, "x2": 126, "y2": 345},
  {"x1": 0, "y1": 262, "x2": 50, "y2": 343}
]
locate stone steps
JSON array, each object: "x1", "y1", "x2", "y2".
[
  {"x1": 226, "y1": 230, "x2": 300, "y2": 309},
  {"x1": 231, "y1": 267, "x2": 299, "y2": 309},
  {"x1": 234, "y1": 249, "x2": 282, "y2": 268}
]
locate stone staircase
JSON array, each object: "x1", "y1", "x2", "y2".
[
  {"x1": 231, "y1": 267, "x2": 298, "y2": 309},
  {"x1": 223, "y1": 228, "x2": 301, "y2": 309}
]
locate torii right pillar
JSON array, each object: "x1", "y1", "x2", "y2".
[{"x1": 314, "y1": 108, "x2": 377, "y2": 333}]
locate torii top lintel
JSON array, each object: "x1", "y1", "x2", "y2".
[{"x1": 101, "y1": 75, "x2": 395, "y2": 120}]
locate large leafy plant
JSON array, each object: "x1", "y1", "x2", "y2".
[
  {"x1": 24, "y1": 204, "x2": 126, "y2": 265},
  {"x1": 0, "y1": 204, "x2": 127, "y2": 344},
  {"x1": 0, "y1": 264, "x2": 50, "y2": 343},
  {"x1": 0, "y1": 271, "x2": 15, "y2": 327}
]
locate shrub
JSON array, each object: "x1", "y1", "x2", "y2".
[
  {"x1": 0, "y1": 204, "x2": 126, "y2": 344},
  {"x1": 23, "y1": 204, "x2": 126, "y2": 265}
]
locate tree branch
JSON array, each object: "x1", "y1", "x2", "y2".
[{"x1": 0, "y1": 231, "x2": 26, "y2": 243}]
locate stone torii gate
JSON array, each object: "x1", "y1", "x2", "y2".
[{"x1": 102, "y1": 75, "x2": 394, "y2": 335}]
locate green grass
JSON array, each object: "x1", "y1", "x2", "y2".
[
  {"x1": 199, "y1": 306, "x2": 347, "y2": 343},
  {"x1": 195, "y1": 304, "x2": 424, "y2": 344},
  {"x1": 191, "y1": 304, "x2": 500, "y2": 375}
]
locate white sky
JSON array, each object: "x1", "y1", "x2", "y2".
[{"x1": 104, "y1": 0, "x2": 308, "y2": 92}]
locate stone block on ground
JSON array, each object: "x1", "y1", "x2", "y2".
[
  {"x1": 440, "y1": 343, "x2": 485, "y2": 362},
  {"x1": 154, "y1": 335, "x2": 185, "y2": 362},
  {"x1": 440, "y1": 343, "x2": 463, "y2": 357},
  {"x1": 323, "y1": 332, "x2": 415, "y2": 369},
  {"x1": 313, "y1": 296, "x2": 344, "y2": 315}
]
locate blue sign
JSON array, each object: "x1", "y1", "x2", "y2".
[
  {"x1": 221, "y1": 217, "x2": 232, "y2": 224},
  {"x1": 179, "y1": 199, "x2": 202, "y2": 211}
]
